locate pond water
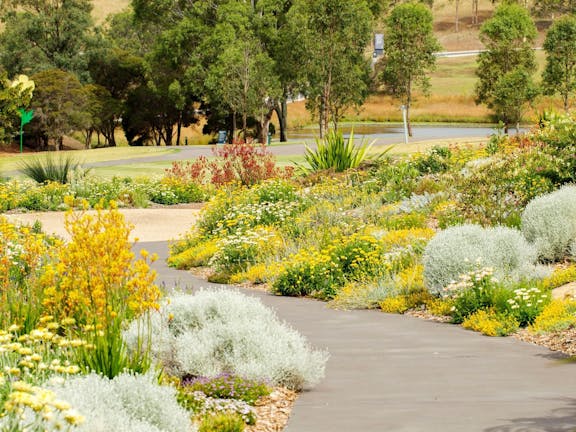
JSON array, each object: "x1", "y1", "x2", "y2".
[{"x1": 285, "y1": 123, "x2": 501, "y2": 143}]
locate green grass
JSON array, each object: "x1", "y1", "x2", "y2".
[
  {"x1": 90, "y1": 161, "x2": 176, "y2": 178},
  {"x1": 430, "y1": 50, "x2": 547, "y2": 97},
  {"x1": 0, "y1": 147, "x2": 180, "y2": 172}
]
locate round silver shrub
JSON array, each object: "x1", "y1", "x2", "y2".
[
  {"x1": 423, "y1": 224, "x2": 543, "y2": 294},
  {"x1": 521, "y1": 185, "x2": 576, "y2": 262},
  {"x1": 126, "y1": 289, "x2": 329, "y2": 391},
  {"x1": 48, "y1": 373, "x2": 194, "y2": 432}
]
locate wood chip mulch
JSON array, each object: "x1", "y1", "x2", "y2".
[
  {"x1": 247, "y1": 388, "x2": 298, "y2": 432},
  {"x1": 513, "y1": 328, "x2": 576, "y2": 357}
]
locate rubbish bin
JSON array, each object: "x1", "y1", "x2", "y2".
[{"x1": 217, "y1": 130, "x2": 227, "y2": 144}]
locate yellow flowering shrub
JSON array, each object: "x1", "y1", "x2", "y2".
[
  {"x1": 0, "y1": 181, "x2": 19, "y2": 211},
  {"x1": 40, "y1": 201, "x2": 161, "y2": 327},
  {"x1": 380, "y1": 228, "x2": 434, "y2": 250},
  {"x1": 394, "y1": 265, "x2": 424, "y2": 292},
  {"x1": 529, "y1": 299, "x2": 576, "y2": 334},
  {"x1": 0, "y1": 317, "x2": 84, "y2": 419},
  {"x1": 425, "y1": 297, "x2": 455, "y2": 317},
  {"x1": 462, "y1": 309, "x2": 519, "y2": 337},
  {"x1": 3, "y1": 381, "x2": 84, "y2": 431},
  {"x1": 541, "y1": 264, "x2": 576, "y2": 291},
  {"x1": 229, "y1": 262, "x2": 284, "y2": 285},
  {"x1": 168, "y1": 239, "x2": 219, "y2": 269},
  {"x1": 0, "y1": 217, "x2": 55, "y2": 331},
  {"x1": 381, "y1": 212, "x2": 427, "y2": 230},
  {"x1": 380, "y1": 296, "x2": 410, "y2": 314}
]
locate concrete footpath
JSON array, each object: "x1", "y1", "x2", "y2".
[{"x1": 142, "y1": 240, "x2": 576, "y2": 432}]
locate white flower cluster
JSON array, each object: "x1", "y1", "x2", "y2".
[
  {"x1": 443, "y1": 266, "x2": 494, "y2": 296},
  {"x1": 47, "y1": 373, "x2": 195, "y2": 432},
  {"x1": 125, "y1": 290, "x2": 329, "y2": 391},
  {"x1": 506, "y1": 286, "x2": 547, "y2": 310},
  {"x1": 209, "y1": 228, "x2": 277, "y2": 269},
  {"x1": 4, "y1": 240, "x2": 25, "y2": 267},
  {"x1": 213, "y1": 200, "x2": 300, "y2": 236}
]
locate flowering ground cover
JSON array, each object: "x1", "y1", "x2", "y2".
[
  {"x1": 0, "y1": 199, "x2": 327, "y2": 431},
  {"x1": 171, "y1": 113, "x2": 576, "y2": 351}
]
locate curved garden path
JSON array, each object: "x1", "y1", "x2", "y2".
[{"x1": 9, "y1": 209, "x2": 576, "y2": 432}]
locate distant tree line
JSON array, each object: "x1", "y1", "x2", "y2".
[
  {"x1": 0, "y1": 0, "x2": 387, "y2": 148},
  {"x1": 0, "y1": 0, "x2": 574, "y2": 148}
]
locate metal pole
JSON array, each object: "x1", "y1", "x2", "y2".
[{"x1": 401, "y1": 105, "x2": 408, "y2": 144}]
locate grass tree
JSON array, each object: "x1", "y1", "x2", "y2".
[{"x1": 377, "y1": 3, "x2": 440, "y2": 137}]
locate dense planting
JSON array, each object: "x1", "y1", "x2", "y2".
[
  {"x1": 0, "y1": 202, "x2": 326, "y2": 430},
  {"x1": 172, "y1": 114, "x2": 576, "y2": 340}
]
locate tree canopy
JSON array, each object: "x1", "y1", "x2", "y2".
[
  {"x1": 377, "y1": 2, "x2": 440, "y2": 136},
  {"x1": 542, "y1": 15, "x2": 576, "y2": 111},
  {"x1": 475, "y1": 3, "x2": 538, "y2": 131}
]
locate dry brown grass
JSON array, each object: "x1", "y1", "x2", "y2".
[{"x1": 92, "y1": 0, "x2": 130, "y2": 23}]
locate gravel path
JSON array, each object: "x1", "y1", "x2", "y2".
[{"x1": 10, "y1": 209, "x2": 576, "y2": 432}]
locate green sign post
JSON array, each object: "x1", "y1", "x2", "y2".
[{"x1": 18, "y1": 108, "x2": 34, "y2": 153}]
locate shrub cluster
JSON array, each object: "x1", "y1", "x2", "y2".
[
  {"x1": 0, "y1": 175, "x2": 206, "y2": 212},
  {"x1": 125, "y1": 290, "x2": 329, "y2": 391},
  {"x1": 166, "y1": 141, "x2": 293, "y2": 187},
  {"x1": 423, "y1": 224, "x2": 543, "y2": 294},
  {"x1": 521, "y1": 185, "x2": 576, "y2": 261}
]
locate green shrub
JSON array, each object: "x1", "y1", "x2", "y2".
[
  {"x1": 380, "y1": 212, "x2": 427, "y2": 230},
  {"x1": 423, "y1": 224, "x2": 543, "y2": 294},
  {"x1": 446, "y1": 268, "x2": 504, "y2": 324},
  {"x1": 521, "y1": 185, "x2": 576, "y2": 262},
  {"x1": 181, "y1": 374, "x2": 270, "y2": 405},
  {"x1": 529, "y1": 299, "x2": 576, "y2": 334},
  {"x1": 462, "y1": 309, "x2": 519, "y2": 336},
  {"x1": 18, "y1": 153, "x2": 80, "y2": 184},
  {"x1": 209, "y1": 227, "x2": 282, "y2": 274},
  {"x1": 199, "y1": 413, "x2": 245, "y2": 432},
  {"x1": 412, "y1": 146, "x2": 452, "y2": 174},
  {"x1": 302, "y1": 129, "x2": 374, "y2": 172},
  {"x1": 495, "y1": 282, "x2": 550, "y2": 327},
  {"x1": 17, "y1": 182, "x2": 70, "y2": 211},
  {"x1": 371, "y1": 159, "x2": 421, "y2": 203},
  {"x1": 453, "y1": 149, "x2": 556, "y2": 226}
]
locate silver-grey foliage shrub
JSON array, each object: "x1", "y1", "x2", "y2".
[
  {"x1": 521, "y1": 185, "x2": 576, "y2": 261},
  {"x1": 423, "y1": 224, "x2": 545, "y2": 294},
  {"x1": 125, "y1": 290, "x2": 329, "y2": 391},
  {"x1": 48, "y1": 373, "x2": 194, "y2": 432}
]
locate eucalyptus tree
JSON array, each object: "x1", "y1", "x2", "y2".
[
  {"x1": 377, "y1": 2, "x2": 440, "y2": 136},
  {"x1": 475, "y1": 3, "x2": 538, "y2": 132},
  {"x1": 0, "y1": 0, "x2": 94, "y2": 81},
  {"x1": 29, "y1": 69, "x2": 91, "y2": 150},
  {"x1": 288, "y1": 0, "x2": 373, "y2": 137},
  {"x1": 542, "y1": 15, "x2": 576, "y2": 111},
  {"x1": 135, "y1": 0, "x2": 285, "y2": 143}
]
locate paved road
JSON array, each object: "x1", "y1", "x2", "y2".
[
  {"x1": 80, "y1": 126, "x2": 496, "y2": 169},
  {"x1": 141, "y1": 240, "x2": 576, "y2": 432}
]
